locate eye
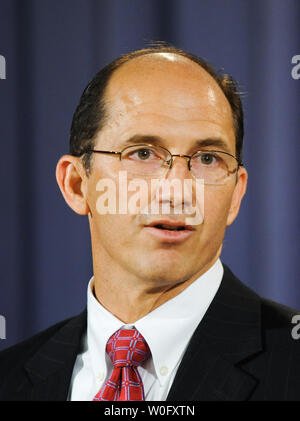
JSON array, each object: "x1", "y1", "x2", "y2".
[
  {"x1": 122, "y1": 144, "x2": 168, "y2": 166},
  {"x1": 135, "y1": 148, "x2": 152, "y2": 160},
  {"x1": 199, "y1": 152, "x2": 217, "y2": 165},
  {"x1": 127, "y1": 147, "x2": 159, "y2": 161}
]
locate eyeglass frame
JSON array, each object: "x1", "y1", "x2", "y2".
[{"x1": 80, "y1": 143, "x2": 243, "y2": 179}]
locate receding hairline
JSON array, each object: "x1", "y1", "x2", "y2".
[
  {"x1": 102, "y1": 50, "x2": 234, "y2": 124},
  {"x1": 104, "y1": 50, "x2": 224, "y2": 95}
]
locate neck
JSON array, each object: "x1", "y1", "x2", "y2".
[{"x1": 92, "y1": 252, "x2": 219, "y2": 324}]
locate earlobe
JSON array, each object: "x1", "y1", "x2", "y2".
[
  {"x1": 226, "y1": 167, "x2": 248, "y2": 226},
  {"x1": 56, "y1": 155, "x2": 90, "y2": 215}
]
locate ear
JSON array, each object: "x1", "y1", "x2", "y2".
[
  {"x1": 56, "y1": 155, "x2": 90, "y2": 215},
  {"x1": 226, "y1": 166, "x2": 248, "y2": 226}
]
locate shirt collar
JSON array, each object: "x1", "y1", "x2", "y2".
[{"x1": 87, "y1": 258, "x2": 223, "y2": 386}]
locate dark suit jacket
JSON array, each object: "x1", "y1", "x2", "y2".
[{"x1": 1, "y1": 263, "x2": 300, "y2": 401}]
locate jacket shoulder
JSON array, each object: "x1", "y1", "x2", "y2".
[
  {"x1": 223, "y1": 262, "x2": 300, "y2": 332},
  {"x1": 0, "y1": 316, "x2": 75, "y2": 379},
  {"x1": 261, "y1": 296, "x2": 300, "y2": 330},
  {"x1": 259, "y1": 297, "x2": 300, "y2": 358},
  {"x1": 244, "y1": 296, "x2": 300, "y2": 400}
]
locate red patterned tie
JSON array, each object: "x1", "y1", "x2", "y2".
[{"x1": 93, "y1": 328, "x2": 151, "y2": 401}]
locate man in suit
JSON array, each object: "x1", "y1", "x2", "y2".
[{"x1": 1, "y1": 45, "x2": 300, "y2": 401}]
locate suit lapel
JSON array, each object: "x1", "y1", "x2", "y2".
[
  {"x1": 23, "y1": 309, "x2": 87, "y2": 401},
  {"x1": 167, "y1": 264, "x2": 262, "y2": 401}
]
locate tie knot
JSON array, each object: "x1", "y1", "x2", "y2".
[{"x1": 106, "y1": 328, "x2": 151, "y2": 368}]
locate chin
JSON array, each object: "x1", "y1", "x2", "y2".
[{"x1": 136, "y1": 259, "x2": 196, "y2": 286}]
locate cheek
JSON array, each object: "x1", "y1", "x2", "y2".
[
  {"x1": 88, "y1": 177, "x2": 139, "y2": 245},
  {"x1": 91, "y1": 213, "x2": 138, "y2": 261},
  {"x1": 203, "y1": 186, "x2": 233, "y2": 228}
]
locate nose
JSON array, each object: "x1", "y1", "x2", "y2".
[
  {"x1": 159, "y1": 155, "x2": 193, "y2": 211},
  {"x1": 166, "y1": 155, "x2": 191, "y2": 180}
]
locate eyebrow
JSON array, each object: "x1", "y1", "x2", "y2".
[
  {"x1": 193, "y1": 138, "x2": 232, "y2": 153},
  {"x1": 121, "y1": 135, "x2": 232, "y2": 154}
]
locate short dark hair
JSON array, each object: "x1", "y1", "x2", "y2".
[{"x1": 69, "y1": 44, "x2": 244, "y2": 175}]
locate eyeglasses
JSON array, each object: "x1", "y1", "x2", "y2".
[{"x1": 84, "y1": 143, "x2": 242, "y2": 185}]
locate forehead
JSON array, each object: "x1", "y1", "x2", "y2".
[{"x1": 99, "y1": 53, "x2": 235, "y2": 149}]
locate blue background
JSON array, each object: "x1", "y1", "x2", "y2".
[{"x1": 0, "y1": 0, "x2": 299, "y2": 350}]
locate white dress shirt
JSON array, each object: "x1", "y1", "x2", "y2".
[{"x1": 68, "y1": 258, "x2": 223, "y2": 401}]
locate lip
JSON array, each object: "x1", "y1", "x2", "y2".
[{"x1": 144, "y1": 220, "x2": 195, "y2": 243}]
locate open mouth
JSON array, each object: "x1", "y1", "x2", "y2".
[
  {"x1": 144, "y1": 221, "x2": 194, "y2": 242},
  {"x1": 152, "y1": 224, "x2": 189, "y2": 231},
  {"x1": 145, "y1": 220, "x2": 195, "y2": 232}
]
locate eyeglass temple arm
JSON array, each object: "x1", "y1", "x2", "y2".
[
  {"x1": 89, "y1": 150, "x2": 121, "y2": 156},
  {"x1": 228, "y1": 165, "x2": 243, "y2": 175}
]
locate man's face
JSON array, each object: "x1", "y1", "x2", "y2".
[{"x1": 84, "y1": 54, "x2": 247, "y2": 286}]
